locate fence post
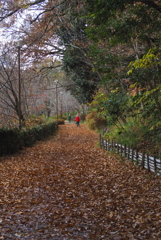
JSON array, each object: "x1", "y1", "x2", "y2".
[
  {"x1": 147, "y1": 154, "x2": 150, "y2": 171},
  {"x1": 124, "y1": 144, "x2": 126, "y2": 158},
  {"x1": 117, "y1": 142, "x2": 119, "y2": 154},
  {"x1": 113, "y1": 140, "x2": 115, "y2": 151},
  {"x1": 136, "y1": 149, "x2": 139, "y2": 165},
  {"x1": 105, "y1": 139, "x2": 107, "y2": 151},
  {"x1": 107, "y1": 139, "x2": 109, "y2": 151},
  {"x1": 132, "y1": 148, "x2": 134, "y2": 161},
  {"x1": 154, "y1": 156, "x2": 157, "y2": 172},
  {"x1": 128, "y1": 146, "x2": 130, "y2": 160},
  {"x1": 100, "y1": 134, "x2": 102, "y2": 148},
  {"x1": 141, "y1": 152, "x2": 145, "y2": 169},
  {"x1": 109, "y1": 139, "x2": 111, "y2": 151},
  {"x1": 120, "y1": 143, "x2": 121, "y2": 155}
]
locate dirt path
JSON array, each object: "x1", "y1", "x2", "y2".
[{"x1": 0, "y1": 124, "x2": 161, "y2": 240}]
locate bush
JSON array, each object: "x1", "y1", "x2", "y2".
[
  {"x1": 0, "y1": 122, "x2": 57, "y2": 156},
  {"x1": 105, "y1": 118, "x2": 150, "y2": 149},
  {"x1": 86, "y1": 111, "x2": 107, "y2": 131},
  {"x1": 22, "y1": 122, "x2": 57, "y2": 147},
  {"x1": 80, "y1": 113, "x2": 86, "y2": 122},
  {"x1": 57, "y1": 119, "x2": 65, "y2": 125},
  {"x1": 0, "y1": 128, "x2": 21, "y2": 155},
  {"x1": 25, "y1": 115, "x2": 47, "y2": 127}
]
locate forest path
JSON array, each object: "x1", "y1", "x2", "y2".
[{"x1": 0, "y1": 124, "x2": 161, "y2": 240}]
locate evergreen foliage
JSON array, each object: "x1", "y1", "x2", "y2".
[
  {"x1": 0, "y1": 122, "x2": 57, "y2": 156},
  {"x1": 84, "y1": 0, "x2": 161, "y2": 153},
  {"x1": 63, "y1": 47, "x2": 99, "y2": 103}
]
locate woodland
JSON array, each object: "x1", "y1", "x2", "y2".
[{"x1": 1, "y1": 0, "x2": 161, "y2": 153}]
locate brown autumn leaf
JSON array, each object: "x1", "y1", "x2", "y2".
[{"x1": 0, "y1": 124, "x2": 161, "y2": 239}]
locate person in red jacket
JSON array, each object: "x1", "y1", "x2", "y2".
[{"x1": 75, "y1": 114, "x2": 80, "y2": 126}]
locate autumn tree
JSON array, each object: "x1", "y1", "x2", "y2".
[
  {"x1": 0, "y1": 0, "x2": 100, "y2": 104},
  {"x1": 0, "y1": 42, "x2": 57, "y2": 127},
  {"x1": 0, "y1": 42, "x2": 26, "y2": 127}
]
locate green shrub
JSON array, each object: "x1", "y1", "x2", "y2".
[
  {"x1": 86, "y1": 111, "x2": 107, "y2": 131},
  {"x1": 57, "y1": 119, "x2": 65, "y2": 125},
  {"x1": 0, "y1": 122, "x2": 57, "y2": 156},
  {"x1": 0, "y1": 128, "x2": 21, "y2": 155},
  {"x1": 105, "y1": 118, "x2": 150, "y2": 149}
]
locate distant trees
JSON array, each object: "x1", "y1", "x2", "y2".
[{"x1": 0, "y1": 41, "x2": 80, "y2": 127}]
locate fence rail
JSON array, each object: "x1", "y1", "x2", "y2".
[{"x1": 100, "y1": 136, "x2": 161, "y2": 175}]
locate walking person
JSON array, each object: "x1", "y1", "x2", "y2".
[
  {"x1": 68, "y1": 114, "x2": 71, "y2": 123},
  {"x1": 75, "y1": 114, "x2": 80, "y2": 127}
]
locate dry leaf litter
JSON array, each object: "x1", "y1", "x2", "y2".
[{"x1": 0, "y1": 124, "x2": 161, "y2": 240}]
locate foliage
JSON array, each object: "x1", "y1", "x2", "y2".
[
  {"x1": 103, "y1": 115, "x2": 161, "y2": 155},
  {"x1": 89, "y1": 90, "x2": 130, "y2": 126},
  {"x1": 25, "y1": 115, "x2": 47, "y2": 127},
  {"x1": 105, "y1": 118, "x2": 149, "y2": 147},
  {"x1": 80, "y1": 113, "x2": 86, "y2": 121},
  {"x1": 57, "y1": 119, "x2": 65, "y2": 125},
  {"x1": 128, "y1": 48, "x2": 161, "y2": 74},
  {"x1": 88, "y1": 90, "x2": 108, "y2": 115},
  {"x1": 0, "y1": 122, "x2": 57, "y2": 156},
  {"x1": 63, "y1": 46, "x2": 99, "y2": 104},
  {"x1": 0, "y1": 128, "x2": 21, "y2": 155},
  {"x1": 83, "y1": 0, "x2": 161, "y2": 151},
  {"x1": 86, "y1": 111, "x2": 106, "y2": 131}
]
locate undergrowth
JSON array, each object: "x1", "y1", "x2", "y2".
[
  {"x1": 104, "y1": 118, "x2": 161, "y2": 155},
  {"x1": 86, "y1": 111, "x2": 161, "y2": 156}
]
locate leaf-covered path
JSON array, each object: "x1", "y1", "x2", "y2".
[{"x1": 0, "y1": 124, "x2": 161, "y2": 240}]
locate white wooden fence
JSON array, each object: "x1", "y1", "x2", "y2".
[{"x1": 100, "y1": 136, "x2": 161, "y2": 175}]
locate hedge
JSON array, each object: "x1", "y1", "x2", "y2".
[{"x1": 0, "y1": 122, "x2": 57, "y2": 156}]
